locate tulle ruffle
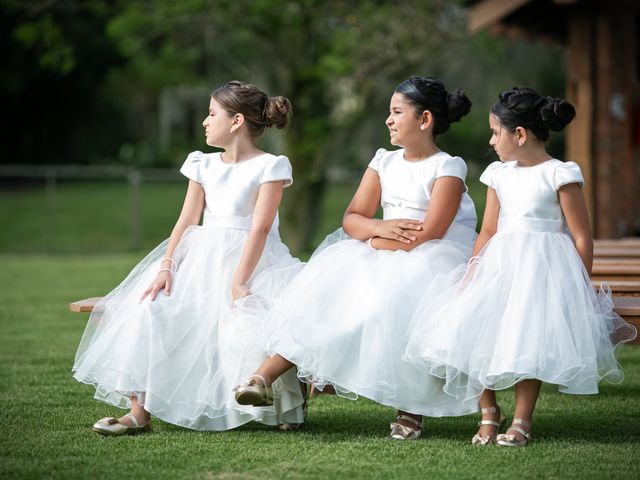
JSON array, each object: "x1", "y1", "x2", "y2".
[
  {"x1": 404, "y1": 228, "x2": 637, "y2": 402},
  {"x1": 266, "y1": 227, "x2": 480, "y2": 417},
  {"x1": 73, "y1": 223, "x2": 305, "y2": 430}
]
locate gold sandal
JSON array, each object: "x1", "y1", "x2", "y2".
[
  {"x1": 389, "y1": 415, "x2": 423, "y2": 440},
  {"x1": 471, "y1": 406, "x2": 506, "y2": 446},
  {"x1": 234, "y1": 374, "x2": 273, "y2": 406},
  {"x1": 496, "y1": 418, "x2": 531, "y2": 447},
  {"x1": 92, "y1": 413, "x2": 151, "y2": 436}
]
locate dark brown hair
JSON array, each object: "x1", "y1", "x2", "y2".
[
  {"x1": 395, "y1": 76, "x2": 471, "y2": 137},
  {"x1": 212, "y1": 81, "x2": 292, "y2": 137},
  {"x1": 491, "y1": 87, "x2": 575, "y2": 141}
]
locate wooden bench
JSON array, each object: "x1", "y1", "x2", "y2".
[
  {"x1": 70, "y1": 238, "x2": 640, "y2": 344},
  {"x1": 69, "y1": 297, "x2": 102, "y2": 313},
  {"x1": 591, "y1": 259, "x2": 640, "y2": 281},
  {"x1": 69, "y1": 296, "x2": 640, "y2": 345}
]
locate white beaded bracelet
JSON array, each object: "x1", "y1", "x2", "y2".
[
  {"x1": 366, "y1": 237, "x2": 374, "y2": 248},
  {"x1": 467, "y1": 255, "x2": 481, "y2": 266},
  {"x1": 161, "y1": 257, "x2": 177, "y2": 269},
  {"x1": 158, "y1": 268, "x2": 174, "y2": 276}
]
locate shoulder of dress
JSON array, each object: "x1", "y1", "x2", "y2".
[
  {"x1": 436, "y1": 152, "x2": 465, "y2": 164},
  {"x1": 374, "y1": 147, "x2": 391, "y2": 160},
  {"x1": 186, "y1": 150, "x2": 207, "y2": 162},
  {"x1": 482, "y1": 160, "x2": 507, "y2": 173},
  {"x1": 553, "y1": 159, "x2": 580, "y2": 170}
]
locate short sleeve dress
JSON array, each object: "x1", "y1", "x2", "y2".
[
  {"x1": 266, "y1": 148, "x2": 480, "y2": 417},
  {"x1": 405, "y1": 159, "x2": 637, "y2": 400},
  {"x1": 73, "y1": 151, "x2": 306, "y2": 431}
]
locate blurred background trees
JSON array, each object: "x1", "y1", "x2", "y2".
[{"x1": 0, "y1": 0, "x2": 566, "y2": 253}]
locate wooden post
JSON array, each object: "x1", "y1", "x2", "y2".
[{"x1": 566, "y1": 11, "x2": 595, "y2": 228}]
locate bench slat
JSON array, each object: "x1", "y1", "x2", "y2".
[{"x1": 69, "y1": 297, "x2": 102, "y2": 313}]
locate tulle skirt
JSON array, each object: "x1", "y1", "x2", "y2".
[
  {"x1": 73, "y1": 217, "x2": 305, "y2": 431},
  {"x1": 266, "y1": 224, "x2": 479, "y2": 417},
  {"x1": 404, "y1": 218, "x2": 638, "y2": 402}
]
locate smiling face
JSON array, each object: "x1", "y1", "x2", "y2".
[
  {"x1": 488, "y1": 113, "x2": 519, "y2": 162},
  {"x1": 385, "y1": 92, "x2": 426, "y2": 148},
  {"x1": 202, "y1": 97, "x2": 235, "y2": 147}
]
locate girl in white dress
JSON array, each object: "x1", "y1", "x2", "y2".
[
  {"x1": 234, "y1": 76, "x2": 479, "y2": 440},
  {"x1": 404, "y1": 87, "x2": 637, "y2": 446},
  {"x1": 73, "y1": 81, "x2": 306, "y2": 434}
]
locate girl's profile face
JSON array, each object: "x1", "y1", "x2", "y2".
[
  {"x1": 202, "y1": 97, "x2": 234, "y2": 147},
  {"x1": 386, "y1": 92, "x2": 424, "y2": 147},
  {"x1": 489, "y1": 113, "x2": 518, "y2": 162}
]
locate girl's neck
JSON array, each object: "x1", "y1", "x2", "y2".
[
  {"x1": 220, "y1": 138, "x2": 263, "y2": 164},
  {"x1": 514, "y1": 146, "x2": 552, "y2": 167},
  {"x1": 402, "y1": 141, "x2": 440, "y2": 162}
]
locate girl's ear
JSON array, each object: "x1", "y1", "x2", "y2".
[
  {"x1": 420, "y1": 110, "x2": 434, "y2": 131},
  {"x1": 515, "y1": 126, "x2": 528, "y2": 146},
  {"x1": 230, "y1": 113, "x2": 245, "y2": 134}
]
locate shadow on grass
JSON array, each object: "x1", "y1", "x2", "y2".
[{"x1": 149, "y1": 393, "x2": 639, "y2": 446}]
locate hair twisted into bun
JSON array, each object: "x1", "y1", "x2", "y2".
[
  {"x1": 395, "y1": 76, "x2": 472, "y2": 137},
  {"x1": 263, "y1": 96, "x2": 292, "y2": 129},
  {"x1": 446, "y1": 88, "x2": 473, "y2": 123},
  {"x1": 539, "y1": 96, "x2": 576, "y2": 132},
  {"x1": 212, "y1": 81, "x2": 292, "y2": 137},
  {"x1": 491, "y1": 87, "x2": 575, "y2": 141}
]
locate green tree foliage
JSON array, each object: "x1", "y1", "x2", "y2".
[
  {"x1": 1, "y1": 0, "x2": 566, "y2": 251},
  {"x1": 103, "y1": 0, "x2": 471, "y2": 249},
  {"x1": 0, "y1": 0, "x2": 128, "y2": 165}
]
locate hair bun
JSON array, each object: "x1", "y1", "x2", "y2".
[
  {"x1": 446, "y1": 89, "x2": 472, "y2": 123},
  {"x1": 540, "y1": 97, "x2": 576, "y2": 131},
  {"x1": 264, "y1": 96, "x2": 292, "y2": 129}
]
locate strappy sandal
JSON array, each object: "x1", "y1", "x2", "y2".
[
  {"x1": 389, "y1": 415, "x2": 423, "y2": 440},
  {"x1": 279, "y1": 381, "x2": 308, "y2": 431},
  {"x1": 472, "y1": 405, "x2": 506, "y2": 446},
  {"x1": 234, "y1": 374, "x2": 273, "y2": 406},
  {"x1": 496, "y1": 418, "x2": 531, "y2": 447},
  {"x1": 92, "y1": 413, "x2": 151, "y2": 436}
]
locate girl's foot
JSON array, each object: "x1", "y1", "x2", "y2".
[
  {"x1": 389, "y1": 415, "x2": 423, "y2": 440},
  {"x1": 472, "y1": 405, "x2": 506, "y2": 446},
  {"x1": 92, "y1": 413, "x2": 151, "y2": 436},
  {"x1": 234, "y1": 374, "x2": 273, "y2": 406},
  {"x1": 496, "y1": 418, "x2": 531, "y2": 447}
]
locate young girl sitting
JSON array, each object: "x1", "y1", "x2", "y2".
[
  {"x1": 73, "y1": 81, "x2": 306, "y2": 434},
  {"x1": 404, "y1": 87, "x2": 638, "y2": 446},
  {"x1": 235, "y1": 76, "x2": 479, "y2": 439}
]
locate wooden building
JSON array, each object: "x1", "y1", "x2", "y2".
[{"x1": 469, "y1": 0, "x2": 640, "y2": 238}]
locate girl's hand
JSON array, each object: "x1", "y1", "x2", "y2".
[
  {"x1": 140, "y1": 271, "x2": 173, "y2": 302},
  {"x1": 460, "y1": 256, "x2": 480, "y2": 289},
  {"x1": 232, "y1": 283, "x2": 251, "y2": 301},
  {"x1": 374, "y1": 219, "x2": 423, "y2": 243}
]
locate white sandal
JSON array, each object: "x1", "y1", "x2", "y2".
[
  {"x1": 389, "y1": 415, "x2": 423, "y2": 440},
  {"x1": 471, "y1": 406, "x2": 506, "y2": 446},
  {"x1": 92, "y1": 413, "x2": 151, "y2": 436},
  {"x1": 496, "y1": 418, "x2": 531, "y2": 447}
]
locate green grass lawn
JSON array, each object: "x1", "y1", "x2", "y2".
[{"x1": 0, "y1": 254, "x2": 638, "y2": 479}]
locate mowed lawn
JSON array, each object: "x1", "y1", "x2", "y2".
[{"x1": 0, "y1": 254, "x2": 639, "y2": 479}]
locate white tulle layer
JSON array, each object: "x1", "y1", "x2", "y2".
[
  {"x1": 404, "y1": 227, "x2": 638, "y2": 402},
  {"x1": 266, "y1": 226, "x2": 479, "y2": 417},
  {"x1": 73, "y1": 222, "x2": 305, "y2": 431}
]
